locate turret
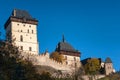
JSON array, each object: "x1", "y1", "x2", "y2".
[{"x1": 104, "y1": 57, "x2": 113, "y2": 75}]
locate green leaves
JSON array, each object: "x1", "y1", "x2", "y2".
[{"x1": 0, "y1": 42, "x2": 40, "y2": 80}]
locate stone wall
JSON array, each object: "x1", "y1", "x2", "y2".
[
  {"x1": 21, "y1": 51, "x2": 79, "y2": 73},
  {"x1": 82, "y1": 75, "x2": 105, "y2": 80}
]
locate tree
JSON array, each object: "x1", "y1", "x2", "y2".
[
  {"x1": 50, "y1": 52, "x2": 65, "y2": 63},
  {"x1": 84, "y1": 58, "x2": 101, "y2": 75},
  {"x1": 0, "y1": 41, "x2": 41, "y2": 80}
]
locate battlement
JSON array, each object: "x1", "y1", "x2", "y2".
[{"x1": 20, "y1": 51, "x2": 79, "y2": 73}]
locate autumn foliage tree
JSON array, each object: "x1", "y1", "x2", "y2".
[
  {"x1": 50, "y1": 52, "x2": 65, "y2": 63},
  {"x1": 84, "y1": 58, "x2": 101, "y2": 75}
]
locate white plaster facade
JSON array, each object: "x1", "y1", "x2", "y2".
[
  {"x1": 105, "y1": 63, "x2": 113, "y2": 75},
  {"x1": 63, "y1": 55, "x2": 81, "y2": 67},
  {"x1": 5, "y1": 20, "x2": 39, "y2": 55}
]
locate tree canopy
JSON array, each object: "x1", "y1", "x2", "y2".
[
  {"x1": 0, "y1": 42, "x2": 41, "y2": 80},
  {"x1": 84, "y1": 58, "x2": 101, "y2": 75},
  {"x1": 50, "y1": 51, "x2": 65, "y2": 63}
]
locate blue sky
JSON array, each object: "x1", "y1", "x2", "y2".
[{"x1": 0, "y1": 0, "x2": 120, "y2": 71}]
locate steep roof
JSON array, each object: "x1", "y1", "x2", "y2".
[
  {"x1": 4, "y1": 9, "x2": 38, "y2": 29},
  {"x1": 12, "y1": 9, "x2": 34, "y2": 20},
  {"x1": 55, "y1": 35, "x2": 79, "y2": 52},
  {"x1": 56, "y1": 42, "x2": 77, "y2": 52},
  {"x1": 105, "y1": 57, "x2": 112, "y2": 63}
]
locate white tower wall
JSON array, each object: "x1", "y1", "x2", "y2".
[{"x1": 5, "y1": 9, "x2": 39, "y2": 55}]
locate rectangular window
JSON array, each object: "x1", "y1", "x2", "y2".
[
  {"x1": 75, "y1": 63, "x2": 77, "y2": 67},
  {"x1": 20, "y1": 46, "x2": 23, "y2": 50},
  {"x1": 32, "y1": 30, "x2": 34, "y2": 34},
  {"x1": 28, "y1": 30, "x2": 29, "y2": 33},
  {"x1": 20, "y1": 35, "x2": 23, "y2": 42},
  {"x1": 74, "y1": 57, "x2": 76, "y2": 61},
  {"x1": 65, "y1": 56, "x2": 67, "y2": 60},
  {"x1": 29, "y1": 47, "x2": 32, "y2": 51}
]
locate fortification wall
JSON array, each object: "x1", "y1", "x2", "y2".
[{"x1": 21, "y1": 52, "x2": 76, "y2": 73}]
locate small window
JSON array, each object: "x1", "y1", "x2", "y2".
[
  {"x1": 32, "y1": 30, "x2": 34, "y2": 34},
  {"x1": 65, "y1": 56, "x2": 67, "y2": 60},
  {"x1": 20, "y1": 46, "x2": 23, "y2": 50},
  {"x1": 23, "y1": 24, "x2": 25, "y2": 26},
  {"x1": 29, "y1": 47, "x2": 32, "y2": 51},
  {"x1": 29, "y1": 25, "x2": 31, "y2": 27},
  {"x1": 20, "y1": 35, "x2": 23, "y2": 42},
  {"x1": 28, "y1": 29, "x2": 29, "y2": 33},
  {"x1": 66, "y1": 61, "x2": 68, "y2": 65},
  {"x1": 21, "y1": 30, "x2": 23, "y2": 32},
  {"x1": 17, "y1": 24, "x2": 19, "y2": 26},
  {"x1": 75, "y1": 63, "x2": 77, "y2": 67},
  {"x1": 74, "y1": 57, "x2": 76, "y2": 61}
]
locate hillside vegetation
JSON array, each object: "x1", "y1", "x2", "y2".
[
  {"x1": 98, "y1": 72, "x2": 120, "y2": 80},
  {"x1": 0, "y1": 41, "x2": 84, "y2": 80}
]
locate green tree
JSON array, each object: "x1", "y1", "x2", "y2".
[
  {"x1": 50, "y1": 52, "x2": 65, "y2": 63},
  {"x1": 0, "y1": 42, "x2": 40, "y2": 80}
]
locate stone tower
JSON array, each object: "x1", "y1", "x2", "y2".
[
  {"x1": 104, "y1": 57, "x2": 113, "y2": 75},
  {"x1": 4, "y1": 9, "x2": 39, "y2": 54}
]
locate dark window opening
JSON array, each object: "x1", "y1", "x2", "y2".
[
  {"x1": 32, "y1": 30, "x2": 34, "y2": 34},
  {"x1": 20, "y1": 46, "x2": 23, "y2": 50},
  {"x1": 29, "y1": 47, "x2": 32, "y2": 51},
  {"x1": 65, "y1": 56, "x2": 67, "y2": 60},
  {"x1": 74, "y1": 57, "x2": 76, "y2": 61},
  {"x1": 28, "y1": 29, "x2": 29, "y2": 33},
  {"x1": 20, "y1": 35, "x2": 23, "y2": 42},
  {"x1": 66, "y1": 61, "x2": 68, "y2": 65}
]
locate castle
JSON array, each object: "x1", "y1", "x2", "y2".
[{"x1": 3, "y1": 9, "x2": 115, "y2": 76}]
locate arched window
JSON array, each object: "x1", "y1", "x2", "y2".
[{"x1": 20, "y1": 35, "x2": 23, "y2": 42}]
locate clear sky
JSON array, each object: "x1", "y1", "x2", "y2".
[{"x1": 0, "y1": 0, "x2": 120, "y2": 71}]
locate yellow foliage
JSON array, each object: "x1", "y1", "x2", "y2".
[
  {"x1": 84, "y1": 58, "x2": 101, "y2": 75},
  {"x1": 50, "y1": 52, "x2": 65, "y2": 63}
]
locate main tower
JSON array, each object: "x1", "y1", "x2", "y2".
[{"x1": 4, "y1": 9, "x2": 39, "y2": 54}]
